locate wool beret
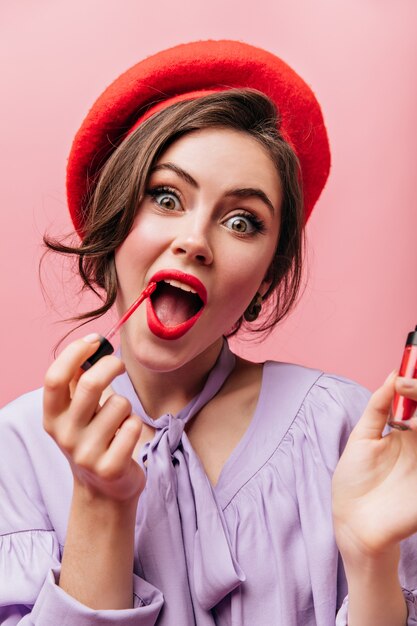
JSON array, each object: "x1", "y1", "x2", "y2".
[{"x1": 67, "y1": 39, "x2": 330, "y2": 235}]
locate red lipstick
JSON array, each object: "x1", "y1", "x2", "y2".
[
  {"x1": 147, "y1": 270, "x2": 207, "y2": 340},
  {"x1": 81, "y1": 282, "x2": 156, "y2": 370},
  {"x1": 388, "y1": 325, "x2": 417, "y2": 430}
]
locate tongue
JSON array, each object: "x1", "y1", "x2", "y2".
[{"x1": 152, "y1": 283, "x2": 201, "y2": 327}]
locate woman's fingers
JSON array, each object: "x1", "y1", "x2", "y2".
[
  {"x1": 43, "y1": 334, "x2": 125, "y2": 455},
  {"x1": 68, "y1": 356, "x2": 125, "y2": 427},
  {"x1": 96, "y1": 415, "x2": 143, "y2": 480},
  {"x1": 395, "y1": 377, "x2": 417, "y2": 401},
  {"x1": 73, "y1": 394, "x2": 134, "y2": 464},
  {"x1": 42, "y1": 335, "x2": 146, "y2": 502},
  {"x1": 350, "y1": 370, "x2": 397, "y2": 441},
  {"x1": 43, "y1": 334, "x2": 102, "y2": 420},
  {"x1": 45, "y1": 357, "x2": 126, "y2": 456}
]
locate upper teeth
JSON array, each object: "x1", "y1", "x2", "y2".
[{"x1": 163, "y1": 279, "x2": 197, "y2": 294}]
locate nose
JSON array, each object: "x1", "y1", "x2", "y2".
[{"x1": 170, "y1": 219, "x2": 214, "y2": 265}]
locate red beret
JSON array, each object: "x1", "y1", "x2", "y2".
[{"x1": 67, "y1": 40, "x2": 330, "y2": 235}]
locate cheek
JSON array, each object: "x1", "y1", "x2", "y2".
[
  {"x1": 215, "y1": 247, "x2": 274, "y2": 313},
  {"x1": 115, "y1": 217, "x2": 165, "y2": 285},
  {"x1": 222, "y1": 270, "x2": 260, "y2": 303}
]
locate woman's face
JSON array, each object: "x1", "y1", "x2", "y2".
[{"x1": 114, "y1": 127, "x2": 282, "y2": 372}]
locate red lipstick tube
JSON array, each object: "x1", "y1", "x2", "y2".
[{"x1": 388, "y1": 325, "x2": 417, "y2": 430}]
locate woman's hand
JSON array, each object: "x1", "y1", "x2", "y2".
[
  {"x1": 332, "y1": 372, "x2": 417, "y2": 560},
  {"x1": 43, "y1": 334, "x2": 145, "y2": 503}
]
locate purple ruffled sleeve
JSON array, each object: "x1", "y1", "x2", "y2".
[
  {"x1": 0, "y1": 390, "x2": 163, "y2": 625},
  {"x1": 0, "y1": 568, "x2": 163, "y2": 625},
  {"x1": 0, "y1": 569, "x2": 163, "y2": 626}
]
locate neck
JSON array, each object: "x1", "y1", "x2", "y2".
[{"x1": 119, "y1": 338, "x2": 225, "y2": 419}]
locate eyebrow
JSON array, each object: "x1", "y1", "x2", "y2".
[
  {"x1": 150, "y1": 162, "x2": 276, "y2": 216},
  {"x1": 151, "y1": 163, "x2": 197, "y2": 187}
]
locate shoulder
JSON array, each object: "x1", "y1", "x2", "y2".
[
  {"x1": 263, "y1": 360, "x2": 370, "y2": 426},
  {"x1": 259, "y1": 360, "x2": 371, "y2": 464},
  {"x1": 0, "y1": 386, "x2": 62, "y2": 461},
  {"x1": 216, "y1": 360, "x2": 370, "y2": 509},
  {"x1": 0, "y1": 385, "x2": 69, "y2": 465},
  {"x1": 0, "y1": 386, "x2": 53, "y2": 474},
  {"x1": 0, "y1": 386, "x2": 44, "y2": 439}
]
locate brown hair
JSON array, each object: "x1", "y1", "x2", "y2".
[{"x1": 44, "y1": 88, "x2": 304, "y2": 336}]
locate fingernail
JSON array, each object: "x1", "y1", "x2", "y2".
[
  {"x1": 396, "y1": 377, "x2": 416, "y2": 390},
  {"x1": 82, "y1": 333, "x2": 101, "y2": 343}
]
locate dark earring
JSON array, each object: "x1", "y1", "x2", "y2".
[{"x1": 244, "y1": 292, "x2": 262, "y2": 322}]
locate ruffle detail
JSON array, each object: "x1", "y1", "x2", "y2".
[
  {"x1": 29, "y1": 569, "x2": 163, "y2": 626},
  {"x1": 0, "y1": 531, "x2": 164, "y2": 625},
  {"x1": 217, "y1": 372, "x2": 371, "y2": 624},
  {"x1": 0, "y1": 530, "x2": 60, "y2": 605}
]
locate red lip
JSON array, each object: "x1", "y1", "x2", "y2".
[{"x1": 146, "y1": 270, "x2": 207, "y2": 340}]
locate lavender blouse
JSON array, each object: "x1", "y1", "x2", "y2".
[{"x1": 1, "y1": 342, "x2": 417, "y2": 625}]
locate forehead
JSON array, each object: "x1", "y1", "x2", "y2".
[{"x1": 153, "y1": 127, "x2": 282, "y2": 205}]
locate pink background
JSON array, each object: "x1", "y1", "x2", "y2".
[{"x1": 0, "y1": 1, "x2": 416, "y2": 408}]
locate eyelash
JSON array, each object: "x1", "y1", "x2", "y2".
[
  {"x1": 147, "y1": 185, "x2": 182, "y2": 210},
  {"x1": 223, "y1": 212, "x2": 266, "y2": 237},
  {"x1": 145, "y1": 185, "x2": 266, "y2": 235}
]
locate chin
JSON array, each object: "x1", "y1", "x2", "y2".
[{"x1": 121, "y1": 327, "x2": 223, "y2": 374}]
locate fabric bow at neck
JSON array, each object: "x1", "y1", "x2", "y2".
[{"x1": 111, "y1": 341, "x2": 246, "y2": 622}]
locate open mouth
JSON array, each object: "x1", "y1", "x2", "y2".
[
  {"x1": 150, "y1": 279, "x2": 204, "y2": 327},
  {"x1": 146, "y1": 272, "x2": 207, "y2": 340}
]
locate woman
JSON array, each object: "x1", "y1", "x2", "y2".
[{"x1": 1, "y1": 40, "x2": 417, "y2": 625}]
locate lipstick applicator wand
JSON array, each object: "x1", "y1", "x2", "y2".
[{"x1": 81, "y1": 282, "x2": 157, "y2": 371}]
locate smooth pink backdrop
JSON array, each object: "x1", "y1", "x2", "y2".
[{"x1": 1, "y1": 1, "x2": 416, "y2": 407}]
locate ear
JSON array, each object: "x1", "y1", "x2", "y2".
[
  {"x1": 258, "y1": 266, "x2": 274, "y2": 298},
  {"x1": 258, "y1": 279, "x2": 272, "y2": 299}
]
